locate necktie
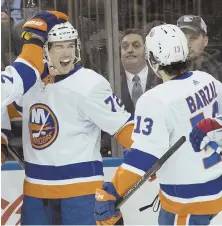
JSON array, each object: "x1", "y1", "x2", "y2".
[{"x1": 132, "y1": 75, "x2": 143, "y2": 106}]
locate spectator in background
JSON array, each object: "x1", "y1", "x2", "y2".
[
  {"x1": 1, "y1": 12, "x2": 16, "y2": 69},
  {"x1": 86, "y1": 29, "x2": 109, "y2": 80},
  {"x1": 12, "y1": 0, "x2": 39, "y2": 55},
  {"x1": 177, "y1": 15, "x2": 222, "y2": 82},
  {"x1": 143, "y1": 20, "x2": 165, "y2": 36},
  {"x1": 1, "y1": 0, "x2": 22, "y2": 23},
  {"x1": 120, "y1": 28, "x2": 161, "y2": 114},
  {"x1": 12, "y1": 0, "x2": 69, "y2": 55}
]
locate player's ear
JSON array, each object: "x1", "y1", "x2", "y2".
[{"x1": 203, "y1": 36, "x2": 208, "y2": 48}]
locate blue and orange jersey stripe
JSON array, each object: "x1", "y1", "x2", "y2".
[
  {"x1": 24, "y1": 160, "x2": 104, "y2": 198},
  {"x1": 111, "y1": 147, "x2": 222, "y2": 215}
]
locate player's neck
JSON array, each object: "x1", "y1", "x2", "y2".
[
  {"x1": 158, "y1": 71, "x2": 175, "y2": 83},
  {"x1": 159, "y1": 70, "x2": 185, "y2": 83},
  {"x1": 162, "y1": 75, "x2": 177, "y2": 83},
  {"x1": 48, "y1": 65, "x2": 75, "y2": 76}
]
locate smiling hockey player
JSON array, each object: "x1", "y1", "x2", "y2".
[
  {"x1": 94, "y1": 24, "x2": 222, "y2": 225},
  {"x1": 14, "y1": 21, "x2": 133, "y2": 225},
  {"x1": 1, "y1": 11, "x2": 68, "y2": 108}
]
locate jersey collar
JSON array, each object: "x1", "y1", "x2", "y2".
[
  {"x1": 54, "y1": 64, "x2": 82, "y2": 83},
  {"x1": 41, "y1": 64, "x2": 82, "y2": 84},
  {"x1": 171, "y1": 72, "x2": 193, "y2": 80}
]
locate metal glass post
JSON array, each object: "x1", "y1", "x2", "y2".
[{"x1": 104, "y1": 0, "x2": 123, "y2": 157}]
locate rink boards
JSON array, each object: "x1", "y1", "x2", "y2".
[{"x1": 1, "y1": 158, "x2": 222, "y2": 225}]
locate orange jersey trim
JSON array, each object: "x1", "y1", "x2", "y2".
[
  {"x1": 112, "y1": 166, "x2": 141, "y2": 197},
  {"x1": 115, "y1": 123, "x2": 134, "y2": 150},
  {"x1": 24, "y1": 180, "x2": 104, "y2": 199},
  {"x1": 46, "y1": 11, "x2": 68, "y2": 21},
  {"x1": 1, "y1": 136, "x2": 7, "y2": 145},
  {"x1": 176, "y1": 215, "x2": 189, "y2": 226},
  {"x1": 7, "y1": 103, "x2": 22, "y2": 120},
  {"x1": 1, "y1": 150, "x2": 6, "y2": 165},
  {"x1": 159, "y1": 190, "x2": 222, "y2": 215}
]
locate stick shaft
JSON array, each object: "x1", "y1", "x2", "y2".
[{"x1": 115, "y1": 136, "x2": 186, "y2": 208}]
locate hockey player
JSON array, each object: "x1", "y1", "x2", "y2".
[
  {"x1": 1, "y1": 10, "x2": 68, "y2": 108},
  {"x1": 1, "y1": 108, "x2": 11, "y2": 164},
  {"x1": 14, "y1": 21, "x2": 133, "y2": 225},
  {"x1": 189, "y1": 116, "x2": 222, "y2": 153},
  {"x1": 94, "y1": 24, "x2": 222, "y2": 225}
]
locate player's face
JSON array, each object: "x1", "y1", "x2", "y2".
[
  {"x1": 48, "y1": 40, "x2": 76, "y2": 75},
  {"x1": 184, "y1": 32, "x2": 208, "y2": 60},
  {"x1": 121, "y1": 34, "x2": 146, "y2": 70}
]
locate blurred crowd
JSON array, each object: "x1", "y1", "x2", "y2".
[{"x1": 1, "y1": 0, "x2": 222, "y2": 160}]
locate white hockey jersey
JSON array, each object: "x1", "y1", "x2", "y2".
[
  {"x1": 18, "y1": 65, "x2": 133, "y2": 199},
  {"x1": 1, "y1": 44, "x2": 43, "y2": 108},
  {"x1": 1, "y1": 108, "x2": 11, "y2": 145},
  {"x1": 112, "y1": 71, "x2": 222, "y2": 215}
]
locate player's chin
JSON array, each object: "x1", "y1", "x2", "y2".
[{"x1": 59, "y1": 64, "x2": 73, "y2": 75}]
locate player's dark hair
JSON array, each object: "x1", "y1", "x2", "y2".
[{"x1": 159, "y1": 61, "x2": 188, "y2": 76}]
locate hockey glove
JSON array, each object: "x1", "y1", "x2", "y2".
[
  {"x1": 94, "y1": 182, "x2": 122, "y2": 225},
  {"x1": 189, "y1": 116, "x2": 222, "y2": 152},
  {"x1": 21, "y1": 10, "x2": 68, "y2": 45}
]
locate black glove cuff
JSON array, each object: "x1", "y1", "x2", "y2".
[{"x1": 26, "y1": 38, "x2": 44, "y2": 48}]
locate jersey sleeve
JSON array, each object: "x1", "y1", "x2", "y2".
[
  {"x1": 112, "y1": 94, "x2": 171, "y2": 196},
  {"x1": 1, "y1": 108, "x2": 11, "y2": 146},
  {"x1": 1, "y1": 43, "x2": 43, "y2": 108},
  {"x1": 84, "y1": 79, "x2": 133, "y2": 136},
  {"x1": 1, "y1": 59, "x2": 39, "y2": 108},
  {"x1": 1, "y1": 108, "x2": 11, "y2": 164}
]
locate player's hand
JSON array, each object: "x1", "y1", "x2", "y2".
[
  {"x1": 21, "y1": 10, "x2": 68, "y2": 43},
  {"x1": 94, "y1": 182, "x2": 122, "y2": 225},
  {"x1": 189, "y1": 117, "x2": 222, "y2": 152}
]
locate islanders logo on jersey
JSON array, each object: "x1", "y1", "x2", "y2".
[{"x1": 29, "y1": 104, "x2": 59, "y2": 150}]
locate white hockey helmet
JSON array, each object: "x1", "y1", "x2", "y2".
[
  {"x1": 145, "y1": 24, "x2": 188, "y2": 76},
  {"x1": 44, "y1": 21, "x2": 81, "y2": 64}
]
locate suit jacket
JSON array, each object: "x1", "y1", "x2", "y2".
[{"x1": 121, "y1": 64, "x2": 162, "y2": 114}]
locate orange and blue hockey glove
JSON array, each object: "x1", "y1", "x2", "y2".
[
  {"x1": 19, "y1": 11, "x2": 68, "y2": 75},
  {"x1": 21, "y1": 10, "x2": 68, "y2": 44},
  {"x1": 94, "y1": 182, "x2": 122, "y2": 225}
]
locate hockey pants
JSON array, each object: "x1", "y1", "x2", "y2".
[
  {"x1": 21, "y1": 194, "x2": 96, "y2": 225},
  {"x1": 158, "y1": 207, "x2": 217, "y2": 225}
]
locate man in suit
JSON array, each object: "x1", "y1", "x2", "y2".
[{"x1": 120, "y1": 28, "x2": 162, "y2": 114}]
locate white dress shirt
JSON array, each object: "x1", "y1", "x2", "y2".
[{"x1": 125, "y1": 65, "x2": 148, "y2": 98}]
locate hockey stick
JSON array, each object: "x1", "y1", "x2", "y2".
[
  {"x1": 115, "y1": 136, "x2": 186, "y2": 208},
  {"x1": 7, "y1": 144, "x2": 25, "y2": 169}
]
